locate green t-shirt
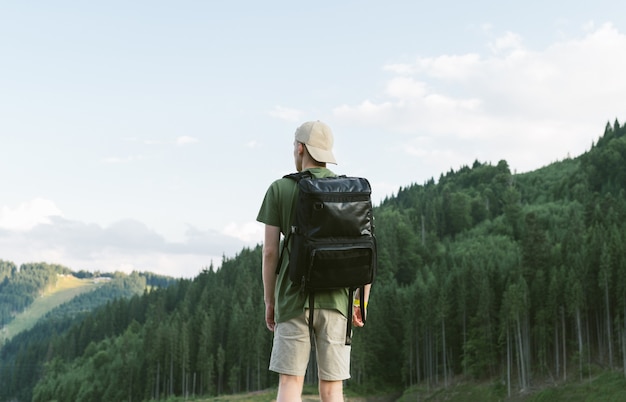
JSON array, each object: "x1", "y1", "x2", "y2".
[{"x1": 256, "y1": 167, "x2": 349, "y2": 323}]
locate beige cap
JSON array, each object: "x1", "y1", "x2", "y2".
[{"x1": 294, "y1": 120, "x2": 337, "y2": 164}]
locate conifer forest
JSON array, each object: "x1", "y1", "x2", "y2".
[{"x1": 1, "y1": 120, "x2": 626, "y2": 401}]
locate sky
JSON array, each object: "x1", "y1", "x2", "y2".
[{"x1": 1, "y1": 1, "x2": 625, "y2": 278}]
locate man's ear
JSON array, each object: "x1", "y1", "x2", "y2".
[{"x1": 297, "y1": 142, "x2": 305, "y2": 156}]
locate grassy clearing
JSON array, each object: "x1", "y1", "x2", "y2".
[
  {"x1": 395, "y1": 370, "x2": 626, "y2": 402},
  {"x1": 527, "y1": 371, "x2": 626, "y2": 402},
  {"x1": 397, "y1": 380, "x2": 506, "y2": 402},
  {"x1": 1, "y1": 275, "x2": 101, "y2": 342}
]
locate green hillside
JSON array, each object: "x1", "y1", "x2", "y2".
[
  {"x1": 0, "y1": 261, "x2": 72, "y2": 329},
  {"x1": 1, "y1": 275, "x2": 102, "y2": 342}
]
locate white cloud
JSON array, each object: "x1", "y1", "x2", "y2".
[
  {"x1": 223, "y1": 221, "x2": 264, "y2": 244},
  {"x1": 489, "y1": 31, "x2": 524, "y2": 54},
  {"x1": 176, "y1": 136, "x2": 199, "y2": 145},
  {"x1": 0, "y1": 216, "x2": 248, "y2": 278},
  {"x1": 335, "y1": 23, "x2": 626, "y2": 174},
  {"x1": 385, "y1": 54, "x2": 482, "y2": 80},
  {"x1": 269, "y1": 106, "x2": 303, "y2": 122},
  {"x1": 0, "y1": 199, "x2": 63, "y2": 231},
  {"x1": 385, "y1": 77, "x2": 428, "y2": 99},
  {"x1": 383, "y1": 63, "x2": 418, "y2": 75}
]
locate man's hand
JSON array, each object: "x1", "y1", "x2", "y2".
[
  {"x1": 352, "y1": 305, "x2": 366, "y2": 327},
  {"x1": 265, "y1": 302, "x2": 276, "y2": 331}
]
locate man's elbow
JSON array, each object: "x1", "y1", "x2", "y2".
[{"x1": 263, "y1": 243, "x2": 279, "y2": 261}]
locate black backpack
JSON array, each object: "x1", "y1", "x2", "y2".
[{"x1": 277, "y1": 170, "x2": 377, "y2": 345}]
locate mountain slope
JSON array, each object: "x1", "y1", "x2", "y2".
[{"x1": 1, "y1": 275, "x2": 103, "y2": 342}]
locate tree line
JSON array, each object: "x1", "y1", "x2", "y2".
[{"x1": 1, "y1": 119, "x2": 625, "y2": 401}]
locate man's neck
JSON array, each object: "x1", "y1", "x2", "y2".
[
  {"x1": 301, "y1": 155, "x2": 325, "y2": 170},
  {"x1": 302, "y1": 163, "x2": 325, "y2": 170}
]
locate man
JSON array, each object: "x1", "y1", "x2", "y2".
[{"x1": 257, "y1": 120, "x2": 371, "y2": 402}]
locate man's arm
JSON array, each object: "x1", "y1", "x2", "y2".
[{"x1": 262, "y1": 224, "x2": 281, "y2": 331}]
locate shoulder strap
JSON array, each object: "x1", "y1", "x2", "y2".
[
  {"x1": 274, "y1": 171, "x2": 309, "y2": 275},
  {"x1": 283, "y1": 170, "x2": 312, "y2": 182},
  {"x1": 275, "y1": 232, "x2": 290, "y2": 275}
]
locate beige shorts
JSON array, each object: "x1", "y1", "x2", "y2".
[{"x1": 269, "y1": 309, "x2": 351, "y2": 381}]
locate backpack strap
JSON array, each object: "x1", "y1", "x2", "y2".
[
  {"x1": 283, "y1": 170, "x2": 312, "y2": 182},
  {"x1": 355, "y1": 285, "x2": 366, "y2": 326},
  {"x1": 346, "y1": 288, "x2": 354, "y2": 345},
  {"x1": 275, "y1": 232, "x2": 291, "y2": 275},
  {"x1": 275, "y1": 171, "x2": 308, "y2": 275}
]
